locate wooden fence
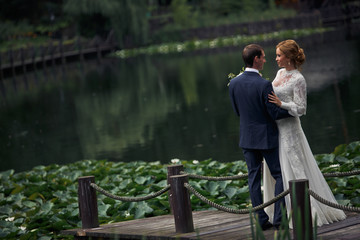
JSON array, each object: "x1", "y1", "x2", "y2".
[{"x1": 0, "y1": 36, "x2": 116, "y2": 79}]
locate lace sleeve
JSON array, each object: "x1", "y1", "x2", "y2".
[{"x1": 281, "y1": 75, "x2": 307, "y2": 117}]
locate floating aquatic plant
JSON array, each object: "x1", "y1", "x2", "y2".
[
  {"x1": 114, "y1": 28, "x2": 332, "y2": 59},
  {"x1": 0, "y1": 141, "x2": 359, "y2": 239}
]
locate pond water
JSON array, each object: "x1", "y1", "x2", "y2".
[{"x1": 1, "y1": 30, "x2": 360, "y2": 173}]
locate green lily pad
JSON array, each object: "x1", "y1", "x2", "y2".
[
  {"x1": 135, "y1": 176, "x2": 149, "y2": 185},
  {"x1": 205, "y1": 181, "x2": 219, "y2": 196},
  {"x1": 224, "y1": 187, "x2": 237, "y2": 199},
  {"x1": 134, "y1": 202, "x2": 153, "y2": 219}
]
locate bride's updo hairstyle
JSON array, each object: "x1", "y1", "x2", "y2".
[{"x1": 277, "y1": 39, "x2": 305, "y2": 69}]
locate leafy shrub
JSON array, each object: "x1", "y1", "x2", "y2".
[{"x1": 0, "y1": 141, "x2": 359, "y2": 239}]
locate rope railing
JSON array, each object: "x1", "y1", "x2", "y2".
[
  {"x1": 76, "y1": 165, "x2": 360, "y2": 232},
  {"x1": 88, "y1": 169, "x2": 360, "y2": 210},
  {"x1": 323, "y1": 169, "x2": 360, "y2": 177},
  {"x1": 179, "y1": 168, "x2": 360, "y2": 215},
  {"x1": 184, "y1": 182, "x2": 290, "y2": 214},
  {"x1": 309, "y1": 189, "x2": 360, "y2": 213},
  {"x1": 180, "y1": 171, "x2": 248, "y2": 180},
  {"x1": 90, "y1": 182, "x2": 171, "y2": 202},
  {"x1": 88, "y1": 168, "x2": 360, "y2": 212},
  {"x1": 185, "y1": 181, "x2": 360, "y2": 215},
  {"x1": 181, "y1": 169, "x2": 360, "y2": 181},
  {"x1": 91, "y1": 179, "x2": 360, "y2": 214}
]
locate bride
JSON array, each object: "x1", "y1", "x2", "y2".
[{"x1": 263, "y1": 39, "x2": 346, "y2": 227}]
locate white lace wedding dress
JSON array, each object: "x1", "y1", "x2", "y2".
[{"x1": 263, "y1": 68, "x2": 346, "y2": 227}]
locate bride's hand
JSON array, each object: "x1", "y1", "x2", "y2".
[{"x1": 268, "y1": 91, "x2": 282, "y2": 107}]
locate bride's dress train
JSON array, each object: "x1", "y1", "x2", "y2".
[{"x1": 263, "y1": 69, "x2": 346, "y2": 227}]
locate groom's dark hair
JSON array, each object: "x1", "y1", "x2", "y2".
[{"x1": 242, "y1": 44, "x2": 263, "y2": 68}]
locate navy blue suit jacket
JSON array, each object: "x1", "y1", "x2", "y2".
[{"x1": 229, "y1": 71, "x2": 291, "y2": 149}]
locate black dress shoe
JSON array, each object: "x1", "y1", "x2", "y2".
[
  {"x1": 261, "y1": 221, "x2": 273, "y2": 231},
  {"x1": 273, "y1": 224, "x2": 280, "y2": 230}
]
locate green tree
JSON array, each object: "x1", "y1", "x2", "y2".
[
  {"x1": 171, "y1": 0, "x2": 196, "y2": 28},
  {"x1": 0, "y1": 0, "x2": 63, "y2": 24},
  {"x1": 63, "y1": 0, "x2": 149, "y2": 48},
  {"x1": 191, "y1": 0, "x2": 274, "y2": 16},
  {"x1": 0, "y1": 0, "x2": 65, "y2": 42}
]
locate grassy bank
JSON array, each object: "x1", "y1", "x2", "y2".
[
  {"x1": 114, "y1": 27, "x2": 332, "y2": 59},
  {"x1": 0, "y1": 141, "x2": 359, "y2": 239}
]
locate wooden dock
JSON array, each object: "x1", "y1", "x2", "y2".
[{"x1": 61, "y1": 210, "x2": 360, "y2": 240}]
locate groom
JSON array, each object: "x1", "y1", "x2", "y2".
[{"x1": 228, "y1": 44, "x2": 291, "y2": 230}]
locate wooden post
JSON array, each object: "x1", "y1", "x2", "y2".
[
  {"x1": 169, "y1": 174, "x2": 194, "y2": 233},
  {"x1": 167, "y1": 164, "x2": 184, "y2": 214},
  {"x1": 50, "y1": 41, "x2": 55, "y2": 66},
  {"x1": 8, "y1": 49, "x2": 15, "y2": 77},
  {"x1": 32, "y1": 46, "x2": 37, "y2": 71},
  {"x1": 96, "y1": 43, "x2": 102, "y2": 62},
  {"x1": 77, "y1": 37, "x2": 84, "y2": 62},
  {"x1": 289, "y1": 179, "x2": 313, "y2": 240},
  {"x1": 78, "y1": 176, "x2": 99, "y2": 229},
  {"x1": 59, "y1": 40, "x2": 65, "y2": 64},
  {"x1": 20, "y1": 48, "x2": 26, "y2": 73},
  {"x1": 41, "y1": 46, "x2": 46, "y2": 69},
  {"x1": 0, "y1": 54, "x2": 3, "y2": 81}
]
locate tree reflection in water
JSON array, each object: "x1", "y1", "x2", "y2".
[{"x1": 0, "y1": 34, "x2": 359, "y2": 173}]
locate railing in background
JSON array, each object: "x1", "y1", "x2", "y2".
[{"x1": 0, "y1": 32, "x2": 117, "y2": 80}]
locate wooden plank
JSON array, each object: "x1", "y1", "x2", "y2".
[
  {"x1": 318, "y1": 224, "x2": 360, "y2": 239},
  {"x1": 85, "y1": 211, "x2": 247, "y2": 239},
  {"x1": 183, "y1": 216, "x2": 251, "y2": 239},
  {"x1": 317, "y1": 212, "x2": 360, "y2": 235},
  {"x1": 193, "y1": 224, "x2": 253, "y2": 240},
  {"x1": 61, "y1": 211, "x2": 360, "y2": 240}
]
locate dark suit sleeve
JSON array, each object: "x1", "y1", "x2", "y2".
[
  {"x1": 263, "y1": 82, "x2": 292, "y2": 121},
  {"x1": 229, "y1": 81, "x2": 240, "y2": 116}
]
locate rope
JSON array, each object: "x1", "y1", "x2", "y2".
[
  {"x1": 184, "y1": 182, "x2": 289, "y2": 214},
  {"x1": 309, "y1": 189, "x2": 360, "y2": 213},
  {"x1": 87, "y1": 168, "x2": 359, "y2": 205},
  {"x1": 323, "y1": 169, "x2": 360, "y2": 177},
  {"x1": 181, "y1": 169, "x2": 360, "y2": 181},
  {"x1": 181, "y1": 171, "x2": 248, "y2": 181},
  {"x1": 90, "y1": 183, "x2": 171, "y2": 202}
]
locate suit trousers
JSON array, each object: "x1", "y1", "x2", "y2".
[{"x1": 242, "y1": 147, "x2": 285, "y2": 226}]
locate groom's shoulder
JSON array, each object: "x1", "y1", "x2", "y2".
[
  {"x1": 228, "y1": 72, "x2": 245, "y2": 86},
  {"x1": 247, "y1": 73, "x2": 269, "y2": 86},
  {"x1": 230, "y1": 71, "x2": 268, "y2": 84},
  {"x1": 234, "y1": 71, "x2": 260, "y2": 80}
]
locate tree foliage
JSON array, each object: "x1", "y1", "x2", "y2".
[
  {"x1": 171, "y1": 0, "x2": 196, "y2": 28},
  {"x1": 0, "y1": 0, "x2": 296, "y2": 49},
  {"x1": 190, "y1": 0, "x2": 273, "y2": 16},
  {"x1": 63, "y1": 0, "x2": 149, "y2": 48},
  {"x1": 0, "y1": 0, "x2": 62, "y2": 24}
]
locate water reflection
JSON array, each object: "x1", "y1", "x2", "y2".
[{"x1": 0, "y1": 31, "x2": 359, "y2": 173}]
